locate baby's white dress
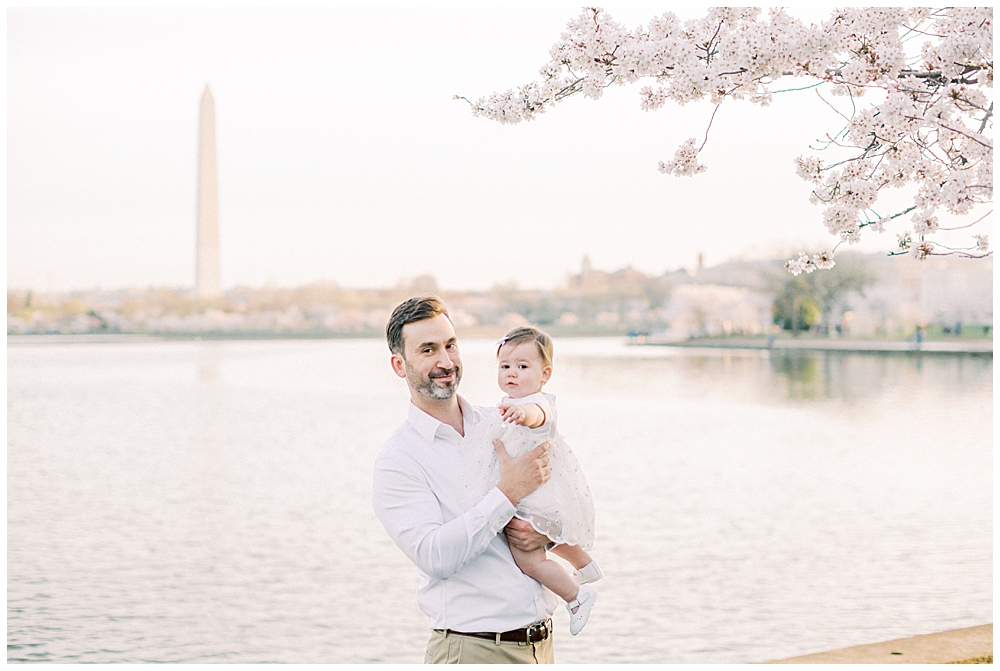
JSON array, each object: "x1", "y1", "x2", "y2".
[{"x1": 461, "y1": 392, "x2": 595, "y2": 549}]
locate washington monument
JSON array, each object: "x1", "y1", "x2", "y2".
[{"x1": 196, "y1": 84, "x2": 222, "y2": 298}]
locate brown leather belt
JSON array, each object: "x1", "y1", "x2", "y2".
[{"x1": 437, "y1": 619, "x2": 552, "y2": 645}]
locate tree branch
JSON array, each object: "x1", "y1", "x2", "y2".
[
  {"x1": 698, "y1": 104, "x2": 722, "y2": 152},
  {"x1": 979, "y1": 103, "x2": 993, "y2": 134},
  {"x1": 928, "y1": 249, "x2": 993, "y2": 259},
  {"x1": 773, "y1": 81, "x2": 825, "y2": 94},
  {"x1": 938, "y1": 209, "x2": 993, "y2": 231},
  {"x1": 815, "y1": 89, "x2": 851, "y2": 123},
  {"x1": 935, "y1": 122, "x2": 993, "y2": 150}
]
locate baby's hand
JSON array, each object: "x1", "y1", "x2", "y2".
[{"x1": 498, "y1": 401, "x2": 527, "y2": 425}]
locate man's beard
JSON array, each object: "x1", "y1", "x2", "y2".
[{"x1": 405, "y1": 361, "x2": 461, "y2": 401}]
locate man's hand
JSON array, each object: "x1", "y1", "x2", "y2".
[
  {"x1": 495, "y1": 438, "x2": 550, "y2": 506},
  {"x1": 504, "y1": 518, "x2": 550, "y2": 553}
]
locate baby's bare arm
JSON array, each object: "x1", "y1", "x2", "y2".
[{"x1": 498, "y1": 402, "x2": 546, "y2": 428}]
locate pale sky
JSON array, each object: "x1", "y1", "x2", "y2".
[{"x1": 8, "y1": 5, "x2": 972, "y2": 293}]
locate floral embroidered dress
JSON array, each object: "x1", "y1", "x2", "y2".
[{"x1": 461, "y1": 392, "x2": 595, "y2": 549}]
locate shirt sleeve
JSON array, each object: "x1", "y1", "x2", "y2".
[{"x1": 373, "y1": 454, "x2": 516, "y2": 581}]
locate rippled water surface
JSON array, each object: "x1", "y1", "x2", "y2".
[{"x1": 7, "y1": 338, "x2": 992, "y2": 663}]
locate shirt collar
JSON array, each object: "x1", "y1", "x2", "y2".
[{"x1": 407, "y1": 395, "x2": 477, "y2": 443}]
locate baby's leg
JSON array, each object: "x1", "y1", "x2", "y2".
[
  {"x1": 508, "y1": 544, "x2": 580, "y2": 603},
  {"x1": 550, "y1": 543, "x2": 593, "y2": 570}
]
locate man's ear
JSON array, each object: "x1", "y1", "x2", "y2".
[
  {"x1": 390, "y1": 353, "x2": 407, "y2": 379},
  {"x1": 541, "y1": 366, "x2": 552, "y2": 385}
]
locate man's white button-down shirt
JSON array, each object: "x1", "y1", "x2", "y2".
[{"x1": 373, "y1": 396, "x2": 556, "y2": 632}]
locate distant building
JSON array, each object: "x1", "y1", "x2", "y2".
[{"x1": 567, "y1": 256, "x2": 647, "y2": 294}]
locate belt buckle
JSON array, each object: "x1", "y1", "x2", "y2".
[{"x1": 526, "y1": 621, "x2": 547, "y2": 644}]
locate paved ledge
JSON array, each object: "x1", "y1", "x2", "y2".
[{"x1": 767, "y1": 624, "x2": 992, "y2": 664}]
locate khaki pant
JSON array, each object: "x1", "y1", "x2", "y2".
[{"x1": 424, "y1": 629, "x2": 555, "y2": 664}]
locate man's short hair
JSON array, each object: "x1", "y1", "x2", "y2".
[{"x1": 386, "y1": 296, "x2": 450, "y2": 356}]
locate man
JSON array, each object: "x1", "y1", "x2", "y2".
[{"x1": 373, "y1": 296, "x2": 558, "y2": 663}]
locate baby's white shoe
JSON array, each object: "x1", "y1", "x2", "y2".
[
  {"x1": 573, "y1": 560, "x2": 604, "y2": 585},
  {"x1": 567, "y1": 584, "x2": 597, "y2": 636}
]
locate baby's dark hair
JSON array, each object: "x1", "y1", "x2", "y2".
[{"x1": 497, "y1": 326, "x2": 554, "y2": 369}]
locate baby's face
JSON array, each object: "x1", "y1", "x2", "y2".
[{"x1": 497, "y1": 341, "x2": 551, "y2": 399}]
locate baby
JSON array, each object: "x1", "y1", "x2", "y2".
[{"x1": 463, "y1": 326, "x2": 602, "y2": 635}]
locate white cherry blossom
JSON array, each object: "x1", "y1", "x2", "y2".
[
  {"x1": 658, "y1": 138, "x2": 708, "y2": 176},
  {"x1": 466, "y1": 7, "x2": 993, "y2": 270}
]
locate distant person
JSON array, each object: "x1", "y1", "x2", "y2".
[
  {"x1": 372, "y1": 297, "x2": 557, "y2": 663},
  {"x1": 461, "y1": 326, "x2": 601, "y2": 635}
]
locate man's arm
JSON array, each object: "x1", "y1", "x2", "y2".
[
  {"x1": 373, "y1": 456, "x2": 514, "y2": 580},
  {"x1": 372, "y1": 439, "x2": 551, "y2": 581}
]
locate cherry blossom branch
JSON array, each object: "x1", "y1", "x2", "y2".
[
  {"x1": 815, "y1": 89, "x2": 851, "y2": 123},
  {"x1": 978, "y1": 103, "x2": 993, "y2": 134},
  {"x1": 935, "y1": 124, "x2": 992, "y2": 150},
  {"x1": 938, "y1": 210, "x2": 993, "y2": 231},
  {"x1": 930, "y1": 249, "x2": 993, "y2": 258},
  {"x1": 698, "y1": 104, "x2": 721, "y2": 152},
  {"x1": 468, "y1": 6, "x2": 992, "y2": 271},
  {"x1": 773, "y1": 81, "x2": 825, "y2": 95}
]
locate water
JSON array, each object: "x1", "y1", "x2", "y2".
[{"x1": 7, "y1": 338, "x2": 992, "y2": 663}]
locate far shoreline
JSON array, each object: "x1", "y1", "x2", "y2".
[
  {"x1": 7, "y1": 330, "x2": 994, "y2": 357},
  {"x1": 634, "y1": 334, "x2": 993, "y2": 357}
]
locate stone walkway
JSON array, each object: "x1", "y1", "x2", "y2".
[{"x1": 767, "y1": 624, "x2": 993, "y2": 664}]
